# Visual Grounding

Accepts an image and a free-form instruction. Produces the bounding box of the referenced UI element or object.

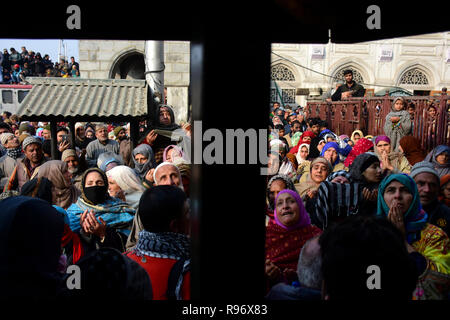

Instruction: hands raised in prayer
[80,209,107,240]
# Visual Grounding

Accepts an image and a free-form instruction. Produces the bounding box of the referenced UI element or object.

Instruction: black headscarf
[80,168,110,205]
[348,153,380,186]
[0,196,65,299]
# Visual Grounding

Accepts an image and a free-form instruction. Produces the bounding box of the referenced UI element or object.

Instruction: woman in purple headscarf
[374,135,411,174]
[265,189,322,289]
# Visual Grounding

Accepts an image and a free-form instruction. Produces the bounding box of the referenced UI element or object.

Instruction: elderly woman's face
[275,192,300,227]
[383,180,413,215]
[84,171,105,188]
[267,154,280,175]
[107,177,122,197]
[135,153,148,164]
[311,163,328,183]
[323,147,338,164]
[362,161,382,183]
[269,179,286,207]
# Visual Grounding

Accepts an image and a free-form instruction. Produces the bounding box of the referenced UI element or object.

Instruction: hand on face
[387,199,406,237]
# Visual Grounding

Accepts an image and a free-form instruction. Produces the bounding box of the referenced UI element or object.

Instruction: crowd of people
[0,105,192,299]
[265,98,450,300]
[0,46,80,84]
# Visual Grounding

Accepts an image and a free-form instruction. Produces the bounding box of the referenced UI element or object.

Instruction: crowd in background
[0,46,80,84]
[0,105,192,299]
[265,98,450,300]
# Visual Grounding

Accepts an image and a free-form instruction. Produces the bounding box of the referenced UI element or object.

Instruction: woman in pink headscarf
[374,135,411,174]
[265,189,322,289]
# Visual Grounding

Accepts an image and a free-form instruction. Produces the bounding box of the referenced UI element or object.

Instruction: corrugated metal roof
[17,77,148,118]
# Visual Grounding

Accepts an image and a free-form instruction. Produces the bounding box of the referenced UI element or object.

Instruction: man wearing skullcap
[411,161,450,236]
[0,132,24,190]
[4,136,47,192]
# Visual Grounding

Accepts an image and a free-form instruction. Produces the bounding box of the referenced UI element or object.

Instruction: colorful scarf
[376,173,428,244]
[266,220,322,271]
[134,230,190,261]
[344,138,374,168]
[289,131,315,155]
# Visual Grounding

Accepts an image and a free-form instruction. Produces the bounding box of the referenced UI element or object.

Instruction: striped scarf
[313,181,362,230]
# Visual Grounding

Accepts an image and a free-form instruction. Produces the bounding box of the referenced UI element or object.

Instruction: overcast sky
[0,39,79,63]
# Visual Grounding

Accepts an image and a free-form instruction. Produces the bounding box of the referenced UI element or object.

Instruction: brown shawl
[399,135,426,166]
[37,160,80,209]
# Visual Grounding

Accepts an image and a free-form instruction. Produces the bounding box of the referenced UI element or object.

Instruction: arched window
[271,64,295,81]
[333,67,364,84]
[399,68,429,85]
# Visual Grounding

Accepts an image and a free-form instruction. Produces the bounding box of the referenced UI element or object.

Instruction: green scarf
[376,173,428,244]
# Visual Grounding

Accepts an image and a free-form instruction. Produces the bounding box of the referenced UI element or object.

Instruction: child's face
[393,99,404,111]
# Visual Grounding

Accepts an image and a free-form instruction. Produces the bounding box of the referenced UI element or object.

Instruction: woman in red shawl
[343,137,374,168]
[265,189,322,289]
[398,135,426,166]
[289,131,315,155]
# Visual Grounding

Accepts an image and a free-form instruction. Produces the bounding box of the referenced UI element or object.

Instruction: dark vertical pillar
[191,35,270,299]
[129,117,139,152]
[69,120,76,150]
[50,120,58,160]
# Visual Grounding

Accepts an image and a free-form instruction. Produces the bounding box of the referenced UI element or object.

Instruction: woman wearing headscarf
[266,174,297,224]
[350,129,364,146]
[270,139,296,181]
[97,151,123,173]
[265,189,322,289]
[295,157,332,200]
[20,177,85,266]
[376,173,450,298]
[163,145,185,163]
[398,135,426,166]
[289,131,315,155]
[65,168,136,253]
[424,145,450,178]
[343,137,374,168]
[36,160,80,210]
[106,165,146,210]
[132,144,157,186]
[320,141,346,172]
[0,196,66,299]
[139,104,181,165]
[348,152,384,217]
[374,135,411,174]
[294,143,311,183]
[383,97,412,151]
[440,174,450,207]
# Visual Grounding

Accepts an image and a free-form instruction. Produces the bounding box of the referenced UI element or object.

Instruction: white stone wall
[78,40,190,121]
[272,32,450,106]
